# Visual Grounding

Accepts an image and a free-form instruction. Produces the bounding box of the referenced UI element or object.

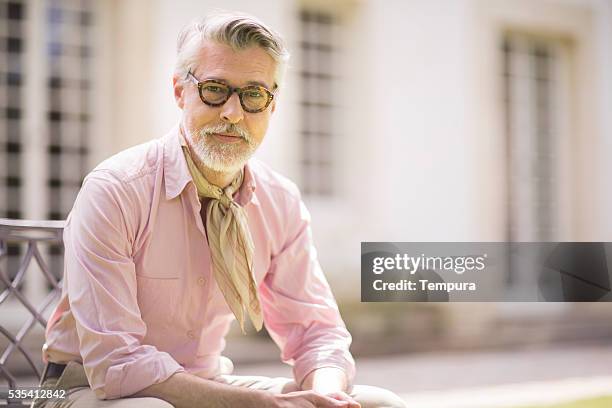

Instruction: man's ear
[173,75,185,110]
[270,99,276,114]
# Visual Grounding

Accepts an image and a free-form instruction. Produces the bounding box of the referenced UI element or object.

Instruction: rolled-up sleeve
[64,172,184,399]
[259,192,355,388]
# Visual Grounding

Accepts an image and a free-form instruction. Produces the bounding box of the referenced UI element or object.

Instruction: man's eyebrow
[245,80,272,89]
[204,77,272,89]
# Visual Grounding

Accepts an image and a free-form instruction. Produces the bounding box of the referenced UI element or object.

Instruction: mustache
[199,123,251,142]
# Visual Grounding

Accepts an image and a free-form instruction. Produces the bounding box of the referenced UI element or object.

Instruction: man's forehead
[193,41,276,88]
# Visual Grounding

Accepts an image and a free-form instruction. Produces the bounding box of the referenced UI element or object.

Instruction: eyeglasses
[186,70,275,113]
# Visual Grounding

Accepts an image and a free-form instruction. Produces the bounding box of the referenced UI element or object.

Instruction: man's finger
[311,393,350,407]
[326,391,360,407]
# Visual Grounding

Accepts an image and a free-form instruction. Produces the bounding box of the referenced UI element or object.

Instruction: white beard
[191,123,257,174]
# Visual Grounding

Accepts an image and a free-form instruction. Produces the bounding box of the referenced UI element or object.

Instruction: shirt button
[197,277,206,286]
[187,330,195,339]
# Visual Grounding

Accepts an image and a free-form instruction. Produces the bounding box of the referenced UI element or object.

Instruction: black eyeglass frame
[186,70,276,113]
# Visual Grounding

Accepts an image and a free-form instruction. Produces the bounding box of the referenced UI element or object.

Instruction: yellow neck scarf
[180,137,263,333]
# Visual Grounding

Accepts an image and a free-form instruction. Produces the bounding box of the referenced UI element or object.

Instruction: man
[35,12,406,408]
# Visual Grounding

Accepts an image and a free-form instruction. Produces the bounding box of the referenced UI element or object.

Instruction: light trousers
[32,361,406,408]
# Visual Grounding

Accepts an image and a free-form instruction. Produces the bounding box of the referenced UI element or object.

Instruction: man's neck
[197,163,237,189]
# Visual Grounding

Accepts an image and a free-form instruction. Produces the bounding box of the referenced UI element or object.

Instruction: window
[45,0,94,280]
[299,10,337,196]
[46,0,92,222]
[0,0,26,284]
[502,33,568,243]
[0,0,25,221]
[502,32,574,291]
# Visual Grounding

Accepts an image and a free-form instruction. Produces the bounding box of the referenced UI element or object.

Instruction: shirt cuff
[294,356,356,390]
[99,352,184,399]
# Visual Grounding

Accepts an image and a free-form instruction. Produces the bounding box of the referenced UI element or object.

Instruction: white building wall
[352,0,478,242]
[307,0,483,300]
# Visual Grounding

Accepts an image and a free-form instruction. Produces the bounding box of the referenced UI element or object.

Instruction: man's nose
[220,92,244,124]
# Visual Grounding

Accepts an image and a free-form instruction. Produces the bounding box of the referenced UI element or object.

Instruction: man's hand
[273,390,358,407]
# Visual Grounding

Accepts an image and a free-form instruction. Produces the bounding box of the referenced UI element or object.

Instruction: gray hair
[175,11,290,88]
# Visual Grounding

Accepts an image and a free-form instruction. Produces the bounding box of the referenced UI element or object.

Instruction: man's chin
[192,145,244,168]
[200,154,250,173]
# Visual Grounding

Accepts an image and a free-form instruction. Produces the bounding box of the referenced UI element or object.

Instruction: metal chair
[0,219,65,406]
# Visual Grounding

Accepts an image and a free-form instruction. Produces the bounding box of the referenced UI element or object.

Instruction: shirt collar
[236,160,257,206]
[163,125,192,200]
[162,125,258,206]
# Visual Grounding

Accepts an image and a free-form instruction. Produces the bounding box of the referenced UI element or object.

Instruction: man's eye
[204,86,225,93]
[245,90,264,98]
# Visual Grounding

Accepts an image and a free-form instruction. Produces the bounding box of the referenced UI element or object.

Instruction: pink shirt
[44,126,355,399]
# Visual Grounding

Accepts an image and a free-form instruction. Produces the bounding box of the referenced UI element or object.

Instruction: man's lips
[211,133,243,143]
